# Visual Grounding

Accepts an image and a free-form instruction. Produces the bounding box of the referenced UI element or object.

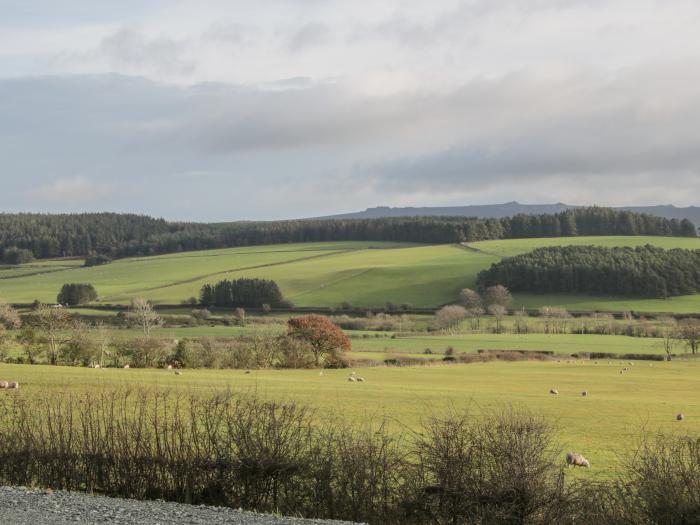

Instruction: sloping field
[2,360,699,478]
[0,236,698,312]
[0,241,492,307]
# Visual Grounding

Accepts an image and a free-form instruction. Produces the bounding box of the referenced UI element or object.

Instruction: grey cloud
[97,28,195,76]
[284,22,330,52]
[2,61,700,218]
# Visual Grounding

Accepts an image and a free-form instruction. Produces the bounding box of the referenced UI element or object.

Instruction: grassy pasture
[0,236,699,312]
[2,360,699,478]
[350,333,665,356]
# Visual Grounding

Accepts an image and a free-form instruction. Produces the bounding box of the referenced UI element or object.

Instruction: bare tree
[233,307,246,326]
[459,288,483,309]
[487,304,507,332]
[465,307,485,330]
[0,301,21,329]
[434,305,468,333]
[679,319,700,355]
[483,285,513,308]
[35,305,72,364]
[658,317,679,361]
[127,297,163,337]
[514,308,529,334]
[92,322,111,367]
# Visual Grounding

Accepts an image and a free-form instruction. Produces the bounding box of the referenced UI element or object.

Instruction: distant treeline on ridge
[477,245,700,298]
[0,207,695,261]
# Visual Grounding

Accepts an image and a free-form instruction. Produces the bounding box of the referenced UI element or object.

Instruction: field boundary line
[100,248,366,300]
[286,267,374,299]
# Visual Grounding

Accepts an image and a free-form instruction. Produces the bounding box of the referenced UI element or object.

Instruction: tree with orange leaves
[287,315,351,367]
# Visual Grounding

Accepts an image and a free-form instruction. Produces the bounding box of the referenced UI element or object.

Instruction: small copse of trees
[200,278,286,308]
[57,283,98,306]
[84,253,112,267]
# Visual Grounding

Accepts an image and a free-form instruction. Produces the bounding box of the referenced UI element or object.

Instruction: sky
[2,0,700,221]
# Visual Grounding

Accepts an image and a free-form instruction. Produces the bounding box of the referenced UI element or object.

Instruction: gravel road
[0,486,366,525]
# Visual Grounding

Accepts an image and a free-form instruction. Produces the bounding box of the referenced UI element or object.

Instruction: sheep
[356,377,365,382]
[550,389,559,395]
[319,372,324,376]
[7,381,19,390]
[167,364,173,370]
[123,364,130,369]
[94,364,101,369]
[581,391,588,397]
[348,376,357,382]
[174,370,182,376]
[0,381,7,389]
[566,452,590,468]
[677,413,685,421]
[244,370,251,374]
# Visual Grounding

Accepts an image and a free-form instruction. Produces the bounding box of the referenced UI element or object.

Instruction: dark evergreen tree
[477,245,700,298]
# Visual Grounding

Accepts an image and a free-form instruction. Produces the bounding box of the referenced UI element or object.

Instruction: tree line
[477,245,700,298]
[0,207,695,261]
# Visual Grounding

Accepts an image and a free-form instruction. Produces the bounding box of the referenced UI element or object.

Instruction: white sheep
[550,389,559,395]
[566,452,590,468]
[7,381,19,390]
[123,364,130,369]
[0,381,7,389]
[356,377,365,382]
[348,376,357,382]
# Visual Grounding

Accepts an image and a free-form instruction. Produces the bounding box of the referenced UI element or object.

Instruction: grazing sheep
[356,377,365,382]
[677,413,685,421]
[0,381,7,389]
[174,370,182,376]
[348,376,357,382]
[7,381,19,390]
[167,364,173,370]
[566,452,590,468]
[94,364,100,369]
[244,370,251,374]
[123,364,130,369]
[550,389,559,395]
[581,391,588,397]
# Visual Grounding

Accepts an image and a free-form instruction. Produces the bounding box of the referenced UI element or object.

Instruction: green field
[351,333,665,356]
[2,360,698,478]
[1,236,699,312]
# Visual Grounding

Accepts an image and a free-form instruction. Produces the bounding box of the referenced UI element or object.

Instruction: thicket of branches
[0,389,697,524]
[478,245,700,298]
[0,207,694,260]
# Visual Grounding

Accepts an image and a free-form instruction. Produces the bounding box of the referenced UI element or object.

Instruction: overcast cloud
[1,0,700,220]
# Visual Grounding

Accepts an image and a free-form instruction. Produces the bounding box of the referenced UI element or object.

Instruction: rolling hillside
[1,236,699,312]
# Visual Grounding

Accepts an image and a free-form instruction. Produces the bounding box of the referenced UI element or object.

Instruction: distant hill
[320,202,700,226]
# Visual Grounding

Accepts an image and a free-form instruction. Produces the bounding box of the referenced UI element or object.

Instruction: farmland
[1,235,699,313]
[2,359,699,479]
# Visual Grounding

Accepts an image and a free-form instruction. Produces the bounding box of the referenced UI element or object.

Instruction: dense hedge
[0,207,695,260]
[477,245,700,298]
